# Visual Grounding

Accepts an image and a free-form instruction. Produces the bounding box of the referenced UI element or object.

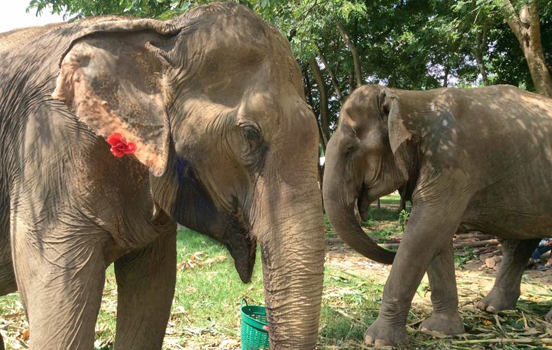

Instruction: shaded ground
[322,200,552,349]
[325,239,552,349]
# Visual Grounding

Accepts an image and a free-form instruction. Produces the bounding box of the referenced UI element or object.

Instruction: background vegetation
[26,0,552,152]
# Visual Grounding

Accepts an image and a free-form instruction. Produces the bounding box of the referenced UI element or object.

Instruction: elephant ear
[52,19,180,176]
[378,89,412,155]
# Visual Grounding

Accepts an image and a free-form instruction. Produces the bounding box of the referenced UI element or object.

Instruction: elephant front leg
[113,226,176,350]
[420,242,464,335]
[11,218,106,350]
[477,238,539,313]
[365,198,468,347]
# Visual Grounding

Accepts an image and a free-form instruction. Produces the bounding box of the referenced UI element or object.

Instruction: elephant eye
[238,123,267,170]
[344,145,355,157]
[240,124,263,152]
[242,125,261,142]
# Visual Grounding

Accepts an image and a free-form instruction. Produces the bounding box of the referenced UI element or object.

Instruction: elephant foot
[545,308,552,323]
[420,312,465,335]
[364,317,408,348]
[477,288,519,313]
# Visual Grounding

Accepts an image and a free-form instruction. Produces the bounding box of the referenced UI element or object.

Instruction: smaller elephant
[323,84,552,347]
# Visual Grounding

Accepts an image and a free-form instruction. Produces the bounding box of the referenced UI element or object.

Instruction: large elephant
[0,3,325,349]
[323,84,552,347]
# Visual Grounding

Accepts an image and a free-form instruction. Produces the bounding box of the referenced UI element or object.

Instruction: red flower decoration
[107,133,137,158]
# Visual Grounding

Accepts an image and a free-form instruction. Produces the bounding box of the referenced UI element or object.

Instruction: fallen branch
[381,239,499,249]
[454,239,499,248]
[454,233,495,241]
[452,337,552,345]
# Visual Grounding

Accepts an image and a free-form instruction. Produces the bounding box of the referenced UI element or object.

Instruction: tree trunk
[475,25,490,86]
[303,63,326,152]
[337,22,363,87]
[348,69,355,91]
[443,65,449,87]
[500,0,552,97]
[309,57,330,146]
[303,62,326,210]
[319,52,344,106]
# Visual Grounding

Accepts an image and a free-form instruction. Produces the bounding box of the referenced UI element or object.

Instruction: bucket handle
[241,298,248,308]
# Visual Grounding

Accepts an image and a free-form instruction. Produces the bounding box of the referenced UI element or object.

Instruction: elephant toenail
[486,305,497,313]
[374,339,390,347]
[365,335,374,345]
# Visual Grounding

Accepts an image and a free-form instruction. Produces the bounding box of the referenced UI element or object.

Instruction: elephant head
[323,84,420,264]
[52,3,324,348]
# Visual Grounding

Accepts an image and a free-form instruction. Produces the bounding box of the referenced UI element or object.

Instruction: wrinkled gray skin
[323,84,552,347]
[0,3,324,349]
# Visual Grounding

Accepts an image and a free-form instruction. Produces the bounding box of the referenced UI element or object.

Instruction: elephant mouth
[228,234,257,283]
[357,183,371,222]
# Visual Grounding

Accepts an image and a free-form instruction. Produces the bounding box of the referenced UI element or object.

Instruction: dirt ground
[327,242,552,308]
[326,239,552,349]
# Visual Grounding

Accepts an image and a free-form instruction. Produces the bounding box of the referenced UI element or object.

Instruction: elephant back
[0,24,66,54]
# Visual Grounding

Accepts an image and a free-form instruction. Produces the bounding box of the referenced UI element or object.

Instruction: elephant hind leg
[477,238,539,313]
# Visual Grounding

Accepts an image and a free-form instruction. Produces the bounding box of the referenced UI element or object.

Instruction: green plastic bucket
[240,299,270,350]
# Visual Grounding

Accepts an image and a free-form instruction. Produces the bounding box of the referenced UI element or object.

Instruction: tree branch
[309,57,330,146]
[337,22,363,87]
[475,24,489,86]
[319,52,344,106]
[498,0,523,41]
[302,63,326,152]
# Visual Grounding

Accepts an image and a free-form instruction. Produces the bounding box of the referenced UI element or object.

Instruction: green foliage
[26,0,552,143]
[320,269,383,344]
[398,209,410,231]
[370,227,399,243]
[364,207,400,221]
[454,247,477,268]
[28,0,176,19]
[362,218,375,228]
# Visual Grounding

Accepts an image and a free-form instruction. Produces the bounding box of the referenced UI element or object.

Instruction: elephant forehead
[341,88,381,126]
[174,3,271,46]
[238,92,278,119]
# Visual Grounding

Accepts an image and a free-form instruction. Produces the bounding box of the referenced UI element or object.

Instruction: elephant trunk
[257,180,325,349]
[322,138,395,265]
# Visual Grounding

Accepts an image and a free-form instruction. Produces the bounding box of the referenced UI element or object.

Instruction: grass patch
[0,229,265,350]
[319,269,384,348]
[378,192,402,205]
[2,199,551,349]
[366,207,401,221]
